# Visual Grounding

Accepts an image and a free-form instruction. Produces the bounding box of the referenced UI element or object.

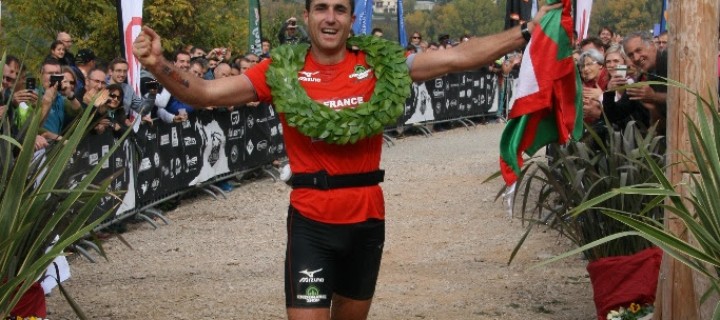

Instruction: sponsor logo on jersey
[349,65,373,80]
[322,96,365,109]
[299,70,321,83]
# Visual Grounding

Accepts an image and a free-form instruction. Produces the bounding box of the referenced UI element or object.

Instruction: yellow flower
[629,303,641,313]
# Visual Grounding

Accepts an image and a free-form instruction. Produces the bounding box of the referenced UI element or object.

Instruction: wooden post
[655,0,719,319]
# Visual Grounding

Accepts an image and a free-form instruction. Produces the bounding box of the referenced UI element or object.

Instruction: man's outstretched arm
[409,3,561,82]
[133,26,257,109]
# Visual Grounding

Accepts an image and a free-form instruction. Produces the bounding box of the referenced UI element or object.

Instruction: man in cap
[72,48,97,97]
[278,16,309,45]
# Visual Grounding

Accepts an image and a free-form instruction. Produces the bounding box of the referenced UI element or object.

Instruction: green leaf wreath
[266,35,412,144]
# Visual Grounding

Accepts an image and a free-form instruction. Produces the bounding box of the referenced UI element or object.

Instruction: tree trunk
[655,0,719,319]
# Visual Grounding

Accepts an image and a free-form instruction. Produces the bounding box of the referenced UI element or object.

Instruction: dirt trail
[46,122,595,319]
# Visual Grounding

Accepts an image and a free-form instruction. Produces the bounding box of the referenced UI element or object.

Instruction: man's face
[304,0,355,56]
[175,53,191,71]
[2,62,19,91]
[207,59,218,69]
[658,34,668,51]
[599,30,612,44]
[87,70,107,91]
[41,64,62,89]
[192,49,206,58]
[239,60,252,75]
[58,32,73,50]
[214,64,231,78]
[110,62,129,84]
[262,41,271,54]
[246,54,259,65]
[190,64,204,78]
[624,36,657,73]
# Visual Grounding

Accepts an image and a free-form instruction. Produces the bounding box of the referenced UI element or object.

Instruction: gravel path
[46,122,595,319]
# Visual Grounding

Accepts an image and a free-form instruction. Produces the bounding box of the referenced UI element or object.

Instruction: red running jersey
[244,49,384,224]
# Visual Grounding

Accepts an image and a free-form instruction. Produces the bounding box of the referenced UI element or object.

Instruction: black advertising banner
[225,108,247,172]
[243,103,282,169]
[179,113,203,184]
[156,120,186,195]
[134,124,162,206]
[191,110,231,185]
[395,69,497,127]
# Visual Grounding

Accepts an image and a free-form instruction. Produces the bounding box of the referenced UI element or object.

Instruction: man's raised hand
[133,26,164,69]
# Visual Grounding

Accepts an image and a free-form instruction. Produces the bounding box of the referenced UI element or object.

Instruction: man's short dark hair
[41,57,61,69]
[5,55,21,68]
[579,36,604,50]
[598,26,614,36]
[174,50,190,62]
[306,0,355,13]
[109,57,128,71]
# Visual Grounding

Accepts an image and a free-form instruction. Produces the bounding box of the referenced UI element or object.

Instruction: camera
[145,80,160,91]
[50,74,64,88]
[289,20,296,26]
[25,77,36,91]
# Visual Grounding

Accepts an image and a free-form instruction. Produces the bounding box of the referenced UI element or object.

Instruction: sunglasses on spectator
[108,93,121,100]
[412,36,421,39]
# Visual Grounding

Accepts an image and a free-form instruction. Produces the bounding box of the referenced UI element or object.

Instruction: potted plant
[543,82,720,319]
[491,117,666,319]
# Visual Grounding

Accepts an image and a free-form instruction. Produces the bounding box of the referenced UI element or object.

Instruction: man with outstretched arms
[133,0,558,319]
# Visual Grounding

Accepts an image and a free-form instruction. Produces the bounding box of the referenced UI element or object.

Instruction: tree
[589,0,662,37]
[0,0,251,72]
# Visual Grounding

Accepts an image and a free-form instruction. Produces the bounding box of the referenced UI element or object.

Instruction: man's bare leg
[330,294,372,320]
[286,294,372,320]
[287,307,330,320]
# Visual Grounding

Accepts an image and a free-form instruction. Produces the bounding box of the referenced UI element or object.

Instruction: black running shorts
[285,206,385,308]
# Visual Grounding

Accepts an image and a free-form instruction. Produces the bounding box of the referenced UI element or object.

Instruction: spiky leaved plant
[0,54,129,319]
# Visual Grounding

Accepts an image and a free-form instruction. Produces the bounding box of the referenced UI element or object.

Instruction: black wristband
[520,22,531,42]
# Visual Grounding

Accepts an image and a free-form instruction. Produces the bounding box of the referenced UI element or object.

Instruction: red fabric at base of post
[586,247,663,320]
[10,282,47,318]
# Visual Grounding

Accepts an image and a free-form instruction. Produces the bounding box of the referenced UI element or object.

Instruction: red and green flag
[499,0,582,186]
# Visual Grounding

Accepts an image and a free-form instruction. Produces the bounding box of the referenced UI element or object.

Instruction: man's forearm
[410,23,531,82]
[148,59,204,108]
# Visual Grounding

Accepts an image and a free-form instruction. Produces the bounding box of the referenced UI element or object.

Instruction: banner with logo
[248,0,263,55]
[399,69,497,125]
[117,0,144,95]
[397,0,408,47]
[352,0,374,35]
[575,0,593,40]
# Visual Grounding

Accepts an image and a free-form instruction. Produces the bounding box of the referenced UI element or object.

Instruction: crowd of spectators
[0,31,272,152]
[575,28,669,139]
[486,25,671,141]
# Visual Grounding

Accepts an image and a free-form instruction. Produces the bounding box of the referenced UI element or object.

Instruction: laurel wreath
[266,35,412,144]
